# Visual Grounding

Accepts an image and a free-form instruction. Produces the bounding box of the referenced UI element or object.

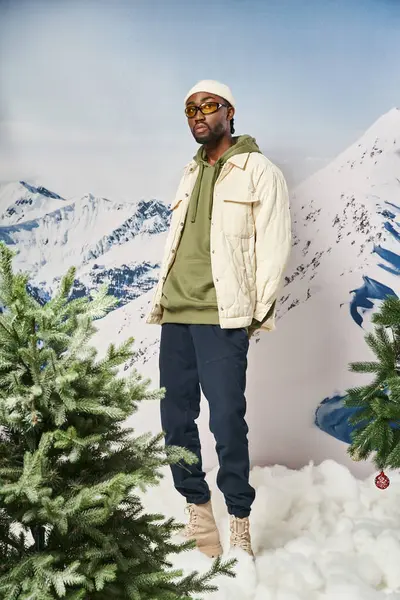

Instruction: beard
[193,122,225,145]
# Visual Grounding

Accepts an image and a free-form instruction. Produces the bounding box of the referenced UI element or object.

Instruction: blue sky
[0,0,399,200]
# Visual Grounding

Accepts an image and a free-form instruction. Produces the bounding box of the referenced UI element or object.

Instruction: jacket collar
[187,152,250,172]
[227,153,250,169]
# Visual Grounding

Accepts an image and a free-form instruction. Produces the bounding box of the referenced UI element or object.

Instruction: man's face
[185,92,234,144]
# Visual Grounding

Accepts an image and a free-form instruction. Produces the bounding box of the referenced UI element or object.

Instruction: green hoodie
[160,135,261,325]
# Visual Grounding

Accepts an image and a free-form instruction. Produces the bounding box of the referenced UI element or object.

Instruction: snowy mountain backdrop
[0,181,170,306]
[282,107,399,326]
[1,108,399,474]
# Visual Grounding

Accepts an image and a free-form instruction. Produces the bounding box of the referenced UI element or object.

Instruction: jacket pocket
[222,194,255,239]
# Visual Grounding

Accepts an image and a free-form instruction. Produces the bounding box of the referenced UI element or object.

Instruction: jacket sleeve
[252,163,292,322]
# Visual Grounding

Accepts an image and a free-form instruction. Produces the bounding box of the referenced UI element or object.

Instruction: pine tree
[344,294,400,486]
[0,242,234,599]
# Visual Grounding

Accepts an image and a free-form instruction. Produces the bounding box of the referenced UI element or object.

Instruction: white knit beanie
[184,80,236,107]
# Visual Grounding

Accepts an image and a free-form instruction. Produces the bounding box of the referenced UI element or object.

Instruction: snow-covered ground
[141,461,400,599]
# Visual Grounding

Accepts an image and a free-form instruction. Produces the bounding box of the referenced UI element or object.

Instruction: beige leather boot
[183,500,223,558]
[229,516,254,557]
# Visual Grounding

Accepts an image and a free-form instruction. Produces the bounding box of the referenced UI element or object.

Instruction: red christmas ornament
[375,471,390,489]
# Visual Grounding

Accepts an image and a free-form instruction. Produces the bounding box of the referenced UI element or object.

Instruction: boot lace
[184,504,198,537]
[230,516,252,553]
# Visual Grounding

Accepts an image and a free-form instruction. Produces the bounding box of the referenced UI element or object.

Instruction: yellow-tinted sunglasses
[185,101,228,119]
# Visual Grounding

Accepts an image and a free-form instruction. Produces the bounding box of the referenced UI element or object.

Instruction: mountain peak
[360,107,400,142]
[0,181,66,225]
[20,181,64,200]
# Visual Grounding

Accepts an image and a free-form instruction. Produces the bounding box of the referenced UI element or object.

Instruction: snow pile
[141,460,400,599]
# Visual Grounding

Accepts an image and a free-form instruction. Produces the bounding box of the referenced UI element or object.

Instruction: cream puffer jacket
[146,151,292,331]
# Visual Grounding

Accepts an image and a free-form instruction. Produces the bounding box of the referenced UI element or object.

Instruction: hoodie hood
[194,134,261,167]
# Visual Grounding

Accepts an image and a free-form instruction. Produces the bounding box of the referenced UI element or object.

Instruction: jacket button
[215,278,219,282]
[185,193,189,197]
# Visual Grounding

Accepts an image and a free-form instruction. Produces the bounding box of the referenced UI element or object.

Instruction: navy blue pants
[159,323,255,518]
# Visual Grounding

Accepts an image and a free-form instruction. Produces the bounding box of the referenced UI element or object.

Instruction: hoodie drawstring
[190,160,223,223]
[208,162,223,220]
[190,162,204,223]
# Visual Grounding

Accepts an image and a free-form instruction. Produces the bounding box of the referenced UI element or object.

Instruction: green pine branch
[344,294,400,471]
[0,242,235,599]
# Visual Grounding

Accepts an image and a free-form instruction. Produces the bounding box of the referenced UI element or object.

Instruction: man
[147,80,291,558]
